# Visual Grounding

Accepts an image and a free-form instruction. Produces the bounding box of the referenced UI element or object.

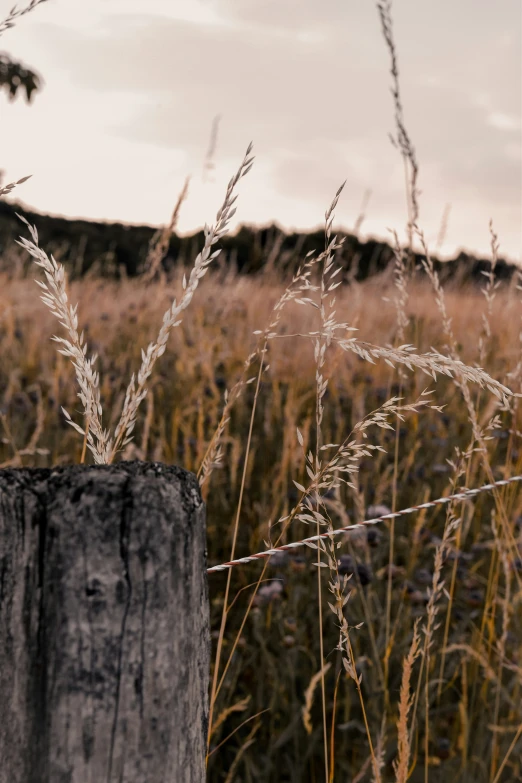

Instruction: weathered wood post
[0,460,210,783]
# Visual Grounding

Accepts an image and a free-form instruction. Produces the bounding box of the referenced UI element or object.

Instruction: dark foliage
[0,199,518,287]
[0,51,42,103]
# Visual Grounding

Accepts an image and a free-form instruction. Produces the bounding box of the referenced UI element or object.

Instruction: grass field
[1,0,521,781]
[1,247,521,781]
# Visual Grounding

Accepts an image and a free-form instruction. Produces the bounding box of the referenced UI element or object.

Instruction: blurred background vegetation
[0,255,521,781]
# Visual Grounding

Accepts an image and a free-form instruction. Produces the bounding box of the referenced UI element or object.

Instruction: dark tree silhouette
[0,1,49,191]
[0,51,42,103]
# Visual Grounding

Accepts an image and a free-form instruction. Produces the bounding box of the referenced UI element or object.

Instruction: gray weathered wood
[0,460,209,783]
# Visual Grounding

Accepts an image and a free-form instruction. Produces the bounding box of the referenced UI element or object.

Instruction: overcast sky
[1,0,521,263]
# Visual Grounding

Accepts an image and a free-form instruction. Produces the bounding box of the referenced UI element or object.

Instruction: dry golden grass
[1,255,521,781]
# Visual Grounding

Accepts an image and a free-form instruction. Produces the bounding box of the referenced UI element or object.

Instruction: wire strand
[207,474,522,574]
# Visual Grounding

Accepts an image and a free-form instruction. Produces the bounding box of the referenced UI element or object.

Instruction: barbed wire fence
[207,473,522,574]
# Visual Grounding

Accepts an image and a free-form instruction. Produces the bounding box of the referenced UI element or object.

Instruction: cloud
[3,0,520,261]
[488,112,521,131]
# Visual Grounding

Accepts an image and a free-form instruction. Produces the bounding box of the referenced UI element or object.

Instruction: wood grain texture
[0,460,209,783]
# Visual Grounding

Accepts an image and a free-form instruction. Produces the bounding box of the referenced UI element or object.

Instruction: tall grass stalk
[312,179,347,781]
[141,175,190,286]
[0,0,48,38]
[376,0,422,709]
[394,618,422,783]
[489,511,513,780]
[376,0,420,260]
[415,225,521,580]
[15,143,255,467]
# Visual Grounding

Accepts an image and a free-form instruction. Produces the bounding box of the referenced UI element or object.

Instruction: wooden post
[0,460,209,783]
